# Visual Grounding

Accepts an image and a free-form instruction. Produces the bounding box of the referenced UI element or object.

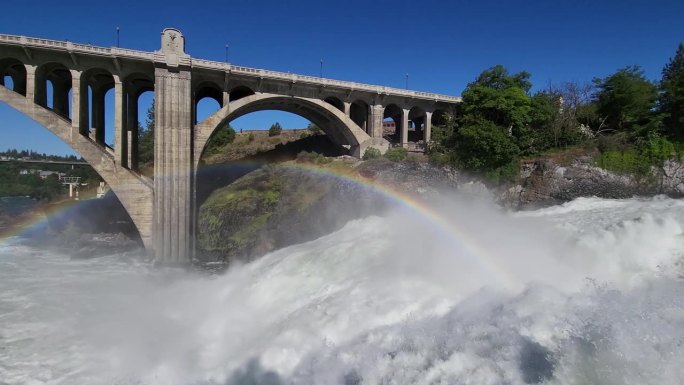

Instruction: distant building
[38,170,65,179]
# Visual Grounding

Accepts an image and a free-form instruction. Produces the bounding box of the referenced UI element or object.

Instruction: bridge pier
[153,29,195,263]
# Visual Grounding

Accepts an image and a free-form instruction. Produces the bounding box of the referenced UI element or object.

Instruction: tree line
[428,44,684,182]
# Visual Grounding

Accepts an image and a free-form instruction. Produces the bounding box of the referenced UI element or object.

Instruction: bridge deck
[0,33,461,104]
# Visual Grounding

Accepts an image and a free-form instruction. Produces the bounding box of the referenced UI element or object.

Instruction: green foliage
[0,162,64,200]
[138,102,155,167]
[307,122,322,135]
[362,147,382,160]
[455,120,520,171]
[460,65,533,137]
[268,122,283,137]
[659,43,684,138]
[593,66,660,136]
[296,151,332,165]
[247,132,255,142]
[596,132,676,177]
[383,147,408,162]
[204,123,236,156]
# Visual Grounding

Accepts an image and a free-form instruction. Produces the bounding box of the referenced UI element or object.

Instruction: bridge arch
[323,96,344,112]
[193,93,378,166]
[35,62,72,119]
[350,99,369,133]
[81,67,116,146]
[408,106,427,143]
[229,85,254,102]
[0,85,153,248]
[123,72,155,170]
[194,81,223,123]
[0,58,26,95]
[383,103,403,143]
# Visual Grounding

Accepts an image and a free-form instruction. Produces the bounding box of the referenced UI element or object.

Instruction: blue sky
[1,0,683,155]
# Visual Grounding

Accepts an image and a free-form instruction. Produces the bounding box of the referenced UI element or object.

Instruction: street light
[405,73,409,90]
[320,59,324,78]
[116,26,120,48]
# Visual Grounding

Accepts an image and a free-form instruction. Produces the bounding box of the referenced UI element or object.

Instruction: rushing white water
[1,196,683,384]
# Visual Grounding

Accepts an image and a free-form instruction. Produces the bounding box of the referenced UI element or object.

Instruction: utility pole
[320,59,324,78]
[116,26,120,47]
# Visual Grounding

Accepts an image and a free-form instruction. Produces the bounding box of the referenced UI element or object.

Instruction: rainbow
[2,160,516,289]
[0,197,83,241]
[199,159,517,289]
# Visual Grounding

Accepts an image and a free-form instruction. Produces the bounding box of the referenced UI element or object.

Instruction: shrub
[268,122,282,137]
[296,151,332,164]
[307,123,322,135]
[362,147,382,160]
[456,121,520,171]
[247,132,255,142]
[204,124,236,155]
[384,147,408,162]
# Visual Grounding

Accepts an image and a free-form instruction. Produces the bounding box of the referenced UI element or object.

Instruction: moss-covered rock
[196,163,385,263]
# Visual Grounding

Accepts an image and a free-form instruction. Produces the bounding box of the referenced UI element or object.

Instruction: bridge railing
[227,64,462,103]
[0,33,461,103]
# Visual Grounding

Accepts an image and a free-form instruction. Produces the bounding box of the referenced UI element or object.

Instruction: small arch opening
[408,106,427,143]
[36,62,72,119]
[82,68,115,149]
[383,104,403,144]
[324,96,344,112]
[350,100,369,133]
[195,82,223,123]
[229,85,255,102]
[0,58,27,95]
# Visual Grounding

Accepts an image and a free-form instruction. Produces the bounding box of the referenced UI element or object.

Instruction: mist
[1,194,683,384]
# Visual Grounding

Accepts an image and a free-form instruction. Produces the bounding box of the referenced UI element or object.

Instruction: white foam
[1,196,683,384]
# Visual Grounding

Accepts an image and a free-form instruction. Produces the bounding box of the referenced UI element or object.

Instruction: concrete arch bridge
[0,28,461,262]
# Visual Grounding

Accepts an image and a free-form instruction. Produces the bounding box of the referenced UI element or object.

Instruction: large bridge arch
[0,85,154,248]
[193,93,386,167]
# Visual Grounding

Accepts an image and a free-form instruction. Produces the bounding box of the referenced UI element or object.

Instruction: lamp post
[405,73,409,90]
[225,44,229,63]
[116,26,120,47]
[320,59,324,78]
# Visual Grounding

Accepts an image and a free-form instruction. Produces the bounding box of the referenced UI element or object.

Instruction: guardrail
[0,33,462,103]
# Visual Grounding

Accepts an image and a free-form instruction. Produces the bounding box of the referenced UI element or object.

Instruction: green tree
[138,102,155,167]
[460,65,533,134]
[268,122,283,137]
[593,66,660,136]
[659,43,684,138]
[455,119,520,171]
[204,123,236,156]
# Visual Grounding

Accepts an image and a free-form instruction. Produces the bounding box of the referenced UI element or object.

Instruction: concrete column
[24,64,36,103]
[154,67,194,264]
[92,87,106,144]
[70,70,83,137]
[343,101,351,117]
[424,111,433,144]
[114,75,128,167]
[401,108,409,146]
[370,104,384,138]
[222,90,230,107]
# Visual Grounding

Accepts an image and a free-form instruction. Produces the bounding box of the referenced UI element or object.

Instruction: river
[1,195,683,384]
